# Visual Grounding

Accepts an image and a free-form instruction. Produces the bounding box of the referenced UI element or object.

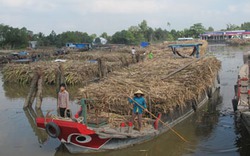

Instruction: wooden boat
[36,78,220,153]
[233,54,250,134]
[11,58,32,64]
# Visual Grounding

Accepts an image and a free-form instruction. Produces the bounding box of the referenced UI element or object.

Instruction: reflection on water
[23,107,48,144]
[236,124,250,156]
[3,83,81,99]
[193,89,221,138]
[1,45,250,156]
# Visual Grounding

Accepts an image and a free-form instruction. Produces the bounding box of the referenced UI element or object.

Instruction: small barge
[35,41,220,153]
[233,51,250,134]
[36,78,220,153]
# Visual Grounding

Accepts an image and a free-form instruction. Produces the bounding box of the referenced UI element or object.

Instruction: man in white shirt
[131,47,136,62]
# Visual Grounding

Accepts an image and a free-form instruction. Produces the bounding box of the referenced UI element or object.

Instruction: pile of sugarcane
[2,40,208,87]
[2,54,133,85]
[2,61,99,85]
[78,49,221,115]
[226,38,250,46]
[0,42,164,85]
[53,51,134,62]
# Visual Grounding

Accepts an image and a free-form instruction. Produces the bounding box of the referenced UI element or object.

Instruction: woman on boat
[57,83,69,117]
[128,90,147,131]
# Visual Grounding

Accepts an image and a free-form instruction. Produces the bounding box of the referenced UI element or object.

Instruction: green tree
[138,20,152,42]
[128,26,145,43]
[47,30,57,45]
[100,32,108,39]
[0,25,29,49]
[100,32,111,42]
[154,28,167,41]
[138,20,149,33]
[225,23,240,31]
[241,22,250,30]
[145,27,154,42]
[189,23,206,38]
[90,34,97,41]
[111,30,135,44]
[207,26,214,32]
[55,31,92,47]
[31,32,46,46]
[82,32,92,43]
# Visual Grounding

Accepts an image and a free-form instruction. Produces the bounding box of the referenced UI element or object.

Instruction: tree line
[0,21,250,49]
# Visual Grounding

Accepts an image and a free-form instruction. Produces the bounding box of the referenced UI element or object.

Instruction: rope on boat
[127,95,189,143]
[44,109,83,126]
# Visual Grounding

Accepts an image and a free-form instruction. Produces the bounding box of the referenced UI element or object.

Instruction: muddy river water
[0,45,250,156]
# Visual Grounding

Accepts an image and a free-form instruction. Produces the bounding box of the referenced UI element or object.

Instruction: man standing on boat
[57,83,69,117]
[128,90,147,131]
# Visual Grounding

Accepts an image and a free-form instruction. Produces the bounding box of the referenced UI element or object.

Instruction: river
[0,45,250,156]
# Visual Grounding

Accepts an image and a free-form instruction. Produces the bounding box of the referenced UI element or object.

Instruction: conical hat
[134,90,144,95]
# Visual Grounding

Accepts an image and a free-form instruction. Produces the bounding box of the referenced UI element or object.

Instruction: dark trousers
[132,113,142,130]
[59,108,66,117]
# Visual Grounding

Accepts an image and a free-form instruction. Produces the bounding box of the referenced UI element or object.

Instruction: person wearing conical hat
[128,90,147,131]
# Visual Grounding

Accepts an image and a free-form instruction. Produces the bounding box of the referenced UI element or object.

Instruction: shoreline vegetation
[1,21,250,49]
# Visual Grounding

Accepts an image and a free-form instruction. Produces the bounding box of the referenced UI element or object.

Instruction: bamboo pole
[161,56,204,80]
[127,95,188,142]
[148,95,152,119]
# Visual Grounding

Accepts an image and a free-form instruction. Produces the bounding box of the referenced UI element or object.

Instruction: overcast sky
[0,0,249,35]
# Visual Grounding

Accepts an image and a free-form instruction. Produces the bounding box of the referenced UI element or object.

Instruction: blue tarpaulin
[140,42,150,48]
[18,51,28,56]
[74,44,86,49]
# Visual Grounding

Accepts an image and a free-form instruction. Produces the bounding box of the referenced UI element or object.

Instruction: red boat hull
[36,118,110,149]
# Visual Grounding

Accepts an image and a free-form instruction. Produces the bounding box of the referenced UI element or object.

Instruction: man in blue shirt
[128,90,147,131]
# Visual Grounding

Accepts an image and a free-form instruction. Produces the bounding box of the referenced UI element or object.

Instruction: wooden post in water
[24,72,39,108]
[24,69,44,109]
[36,73,43,109]
[97,58,107,78]
[59,64,66,86]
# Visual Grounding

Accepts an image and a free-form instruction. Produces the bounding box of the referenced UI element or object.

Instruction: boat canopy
[168,43,203,58]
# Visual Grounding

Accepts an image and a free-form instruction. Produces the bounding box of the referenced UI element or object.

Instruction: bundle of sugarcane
[226,38,250,46]
[2,63,33,84]
[2,61,99,85]
[53,51,134,63]
[2,57,135,86]
[78,54,221,115]
[2,41,209,86]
